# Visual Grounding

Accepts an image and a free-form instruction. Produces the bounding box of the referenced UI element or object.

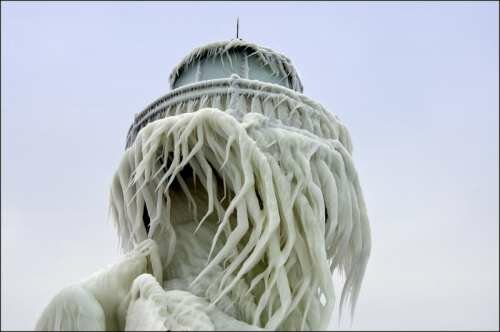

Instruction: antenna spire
[236,17,240,39]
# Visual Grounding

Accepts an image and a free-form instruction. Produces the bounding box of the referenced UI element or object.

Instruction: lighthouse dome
[169,39,303,93]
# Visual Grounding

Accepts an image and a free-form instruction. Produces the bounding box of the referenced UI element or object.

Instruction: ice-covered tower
[119,38,369,331]
[36,39,370,332]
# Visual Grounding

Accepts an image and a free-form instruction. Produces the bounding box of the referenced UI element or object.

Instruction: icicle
[242,53,249,79]
[195,60,202,82]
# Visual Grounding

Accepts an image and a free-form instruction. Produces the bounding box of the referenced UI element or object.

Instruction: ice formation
[36,39,371,331]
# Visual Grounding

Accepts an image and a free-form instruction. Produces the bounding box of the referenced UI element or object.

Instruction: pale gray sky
[1,2,498,330]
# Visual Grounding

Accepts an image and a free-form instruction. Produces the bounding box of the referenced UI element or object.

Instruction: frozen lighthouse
[36,38,371,331]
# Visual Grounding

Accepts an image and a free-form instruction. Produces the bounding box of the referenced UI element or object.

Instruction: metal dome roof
[168,39,304,93]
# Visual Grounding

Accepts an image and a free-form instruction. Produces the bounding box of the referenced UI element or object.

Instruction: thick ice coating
[110,79,371,329]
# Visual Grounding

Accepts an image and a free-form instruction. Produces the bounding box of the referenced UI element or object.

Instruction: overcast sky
[1,2,498,330]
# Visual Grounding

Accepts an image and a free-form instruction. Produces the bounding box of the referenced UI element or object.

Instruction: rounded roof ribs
[168,39,304,93]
